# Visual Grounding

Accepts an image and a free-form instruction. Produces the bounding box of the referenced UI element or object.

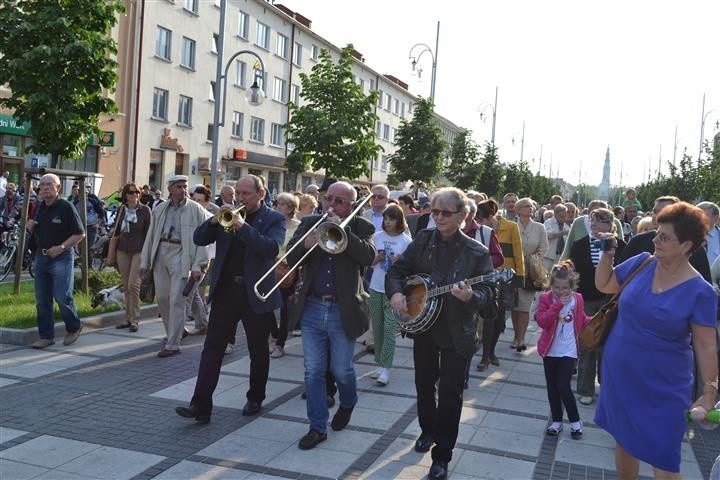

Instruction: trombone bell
[316,222,347,254]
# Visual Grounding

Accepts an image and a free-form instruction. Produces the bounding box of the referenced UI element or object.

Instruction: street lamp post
[210,0,266,197]
[408,21,440,102]
[511,121,525,162]
[698,93,716,164]
[478,86,498,146]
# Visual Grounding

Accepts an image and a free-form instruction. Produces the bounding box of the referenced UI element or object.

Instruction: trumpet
[254,194,373,301]
[215,204,246,231]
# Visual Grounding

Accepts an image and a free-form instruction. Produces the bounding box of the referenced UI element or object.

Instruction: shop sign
[0,114,30,135]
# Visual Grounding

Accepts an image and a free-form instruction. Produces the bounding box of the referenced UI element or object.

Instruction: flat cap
[166,175,189,186]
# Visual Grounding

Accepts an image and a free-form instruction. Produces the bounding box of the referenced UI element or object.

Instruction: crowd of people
[17,171,719,479]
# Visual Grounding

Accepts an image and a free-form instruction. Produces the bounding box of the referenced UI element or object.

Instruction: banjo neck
[425,272,500,299]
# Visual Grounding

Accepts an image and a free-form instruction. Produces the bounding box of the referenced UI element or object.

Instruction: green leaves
[285,45,381,180]
[0,0,124,165]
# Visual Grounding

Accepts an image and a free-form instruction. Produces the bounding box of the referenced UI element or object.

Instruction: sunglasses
[324,195,350,205]
[371,194,386,200]
[431,209,460,218]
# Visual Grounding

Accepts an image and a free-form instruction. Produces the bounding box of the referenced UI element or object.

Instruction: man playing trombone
[175,175,285,423]
[285,181,375,450]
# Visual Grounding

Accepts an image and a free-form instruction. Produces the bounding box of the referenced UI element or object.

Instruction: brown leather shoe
[157,348,180,358]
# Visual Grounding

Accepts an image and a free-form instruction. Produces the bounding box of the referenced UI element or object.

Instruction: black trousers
[413,331,468,463]
[270,285,293,347]
[481,306,506,359]
[543,356,580,423]
[191,280,272,413]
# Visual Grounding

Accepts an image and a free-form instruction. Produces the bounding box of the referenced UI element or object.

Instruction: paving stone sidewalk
[0,318,716,479]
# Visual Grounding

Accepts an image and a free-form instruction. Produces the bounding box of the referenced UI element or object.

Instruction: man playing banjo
[386,187,495,480]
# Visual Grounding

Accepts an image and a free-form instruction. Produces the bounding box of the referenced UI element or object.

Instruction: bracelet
[704,380,719,390]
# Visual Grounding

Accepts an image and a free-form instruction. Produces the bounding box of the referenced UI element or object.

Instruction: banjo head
[397,274,440,331]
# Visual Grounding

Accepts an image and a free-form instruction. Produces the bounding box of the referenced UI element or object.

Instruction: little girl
[535,260,590,439]
[368,204,412,386]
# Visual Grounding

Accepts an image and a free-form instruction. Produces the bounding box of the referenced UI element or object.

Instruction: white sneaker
[270,345,285,358]
[268,337,277,353]
[291,330,302,337]
[370,368,381,379]
[579,396,593,405]
[225,343,235,355]
[377,368,390,386]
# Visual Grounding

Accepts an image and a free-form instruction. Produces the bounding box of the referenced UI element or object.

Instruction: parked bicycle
[0,223,35,282]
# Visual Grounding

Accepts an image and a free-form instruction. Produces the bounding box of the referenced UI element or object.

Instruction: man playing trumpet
[285,181,376,450]
[175,175,285,422]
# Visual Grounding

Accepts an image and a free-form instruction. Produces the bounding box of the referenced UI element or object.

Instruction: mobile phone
[591,239,613,252]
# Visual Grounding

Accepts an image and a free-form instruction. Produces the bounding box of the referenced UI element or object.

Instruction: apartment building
[2,0,462,197]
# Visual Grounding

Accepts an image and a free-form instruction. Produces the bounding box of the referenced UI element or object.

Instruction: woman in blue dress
[594,201,718,478]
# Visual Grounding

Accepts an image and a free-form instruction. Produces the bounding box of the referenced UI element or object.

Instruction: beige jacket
[140,197,208,276]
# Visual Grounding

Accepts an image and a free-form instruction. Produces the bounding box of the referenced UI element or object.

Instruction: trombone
[215,204,246,232]
[254,193,373,301]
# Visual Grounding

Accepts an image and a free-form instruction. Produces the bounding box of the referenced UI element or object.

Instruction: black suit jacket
[619,230,711,282]
[286,214,376,340]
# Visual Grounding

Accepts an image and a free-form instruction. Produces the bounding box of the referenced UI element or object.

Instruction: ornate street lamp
[408,21,440,102]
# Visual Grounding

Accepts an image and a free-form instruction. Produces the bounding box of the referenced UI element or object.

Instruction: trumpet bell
[316,222,347,254]
[216,205,246,230]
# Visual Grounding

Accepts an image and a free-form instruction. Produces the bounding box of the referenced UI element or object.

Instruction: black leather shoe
[175,405,210,424]
[414,433,434,453]
[428,460,449,480]
[298,429,327,450]
[242,400,262,416]
[330,405,354,431]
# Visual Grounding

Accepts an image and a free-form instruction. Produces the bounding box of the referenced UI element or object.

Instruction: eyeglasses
[371,194,386,200]
[324,195,350,205]
[431,209,460,218]
[654,232,679,243]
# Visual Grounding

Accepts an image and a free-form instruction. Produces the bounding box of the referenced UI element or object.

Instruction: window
[377,89,383,108]
[253,71,266,92]
[393,98,400,115]
[376,121,381,137]
[207,124,214,142]
[270,123,284,147]
[238,10,249,39]
[152,88,168,120]
[382,124,390,141]
[235,60,246,87]
[273,77,287,103]
[291,84,300,104]
[183,0,198,14]
[155,26,172,60]
[276,33,289,59]
[369,79,376,91]
[311,44,319,60]
[381,155,389,171]
[212,33,219,54]
[250,117,265,143]
[384,93,391,111]
[180,37,196,69]
[389,127,395,143]
[359,78,365,92]
[294,42,302,66]
[177,95,192,126]
[256,21,269,49]
[210,81,216,101]
[231,111,243,138]
[401,102,406,117]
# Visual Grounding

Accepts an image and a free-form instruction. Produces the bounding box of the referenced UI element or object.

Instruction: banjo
[395,268,515,334]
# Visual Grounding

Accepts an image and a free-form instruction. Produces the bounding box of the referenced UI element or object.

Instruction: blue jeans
[34,250,81,339]
[302,297,358,433]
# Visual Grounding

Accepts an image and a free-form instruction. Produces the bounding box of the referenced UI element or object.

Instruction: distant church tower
[598,146,611,202]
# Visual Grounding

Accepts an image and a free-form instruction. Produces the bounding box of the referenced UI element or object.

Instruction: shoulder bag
[579,255,654,350]
[104,206,124,267]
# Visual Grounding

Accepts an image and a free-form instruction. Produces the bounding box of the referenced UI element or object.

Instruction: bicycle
[0,223,35,283]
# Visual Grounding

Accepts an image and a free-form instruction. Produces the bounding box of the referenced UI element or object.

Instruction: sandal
[476,359,490,372]
[515,344,527,352]
[116,322,131,329]
[489,355,500,366]
[546,424,563,436]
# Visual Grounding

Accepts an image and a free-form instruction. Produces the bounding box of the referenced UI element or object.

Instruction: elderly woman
[594,202,718,478]
[513,197,548,351]
[387,187,495,480]
[296,193,317,220]
[269,192,301,358]
[111,182,152,332]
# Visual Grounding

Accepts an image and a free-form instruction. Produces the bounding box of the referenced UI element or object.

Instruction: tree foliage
[475,142,504,198]
[387,97,446,187]
[445,129,482,190]
[0,0,125,166]
[284,45,381,180]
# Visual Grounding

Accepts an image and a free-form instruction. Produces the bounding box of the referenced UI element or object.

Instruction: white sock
[571,421,582,430]
[550,422,562,430]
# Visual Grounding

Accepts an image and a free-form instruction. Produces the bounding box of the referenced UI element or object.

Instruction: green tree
[0,0,125,167]
[387,97,446,187]
[475,142,504,198]
[445,129,482,190]
[284,45,381,180]
[503,161,535,198]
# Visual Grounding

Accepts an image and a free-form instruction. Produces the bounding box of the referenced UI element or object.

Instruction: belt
[310,294,338,303]
[160,238,181,245]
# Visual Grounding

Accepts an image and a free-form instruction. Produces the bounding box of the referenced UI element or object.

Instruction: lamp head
[410,57,417,71]
[245,79,265,106]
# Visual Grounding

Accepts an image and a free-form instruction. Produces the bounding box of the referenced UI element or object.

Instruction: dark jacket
[385,229,494,358]
[286,214,376,340]
[619,230,711,282]
[569,236,626,303]
[194,202,285,314]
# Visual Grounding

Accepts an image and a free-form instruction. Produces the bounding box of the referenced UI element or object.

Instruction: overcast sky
[280,0,720,188]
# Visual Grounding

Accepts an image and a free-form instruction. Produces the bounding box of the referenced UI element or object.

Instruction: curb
[0,304,160,346]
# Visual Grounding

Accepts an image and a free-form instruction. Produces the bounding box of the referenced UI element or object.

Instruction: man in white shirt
[697,201,720,267]
[543,204,570,270]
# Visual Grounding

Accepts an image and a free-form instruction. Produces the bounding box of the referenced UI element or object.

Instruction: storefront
[0,113,32,185]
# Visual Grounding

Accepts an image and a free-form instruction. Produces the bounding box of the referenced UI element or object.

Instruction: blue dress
[594,252,717,472]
